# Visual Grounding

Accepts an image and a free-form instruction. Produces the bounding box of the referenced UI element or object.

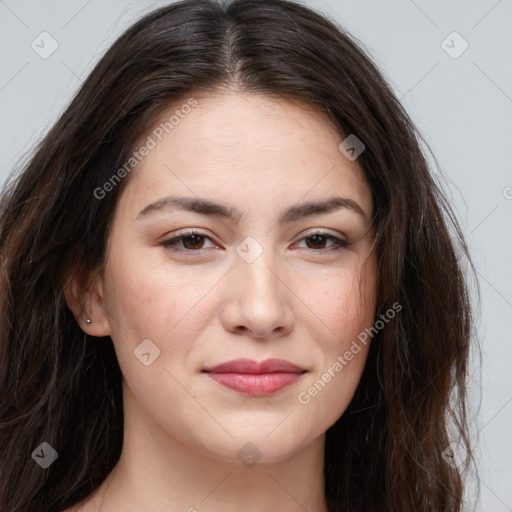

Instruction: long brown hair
[0,1,478,510]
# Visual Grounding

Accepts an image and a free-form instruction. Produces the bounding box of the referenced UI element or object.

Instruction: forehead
[120,90,372,219]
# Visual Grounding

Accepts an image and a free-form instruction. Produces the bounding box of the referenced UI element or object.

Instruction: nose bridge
[224,234,293,337]
[234,234,285,301]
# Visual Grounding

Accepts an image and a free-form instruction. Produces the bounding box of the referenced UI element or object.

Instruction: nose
[220,245,295,340]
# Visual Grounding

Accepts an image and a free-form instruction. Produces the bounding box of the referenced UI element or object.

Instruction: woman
[0,0,477,510]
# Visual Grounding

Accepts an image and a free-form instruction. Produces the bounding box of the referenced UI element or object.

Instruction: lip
[203,358,305,374]
[202,358,307,396]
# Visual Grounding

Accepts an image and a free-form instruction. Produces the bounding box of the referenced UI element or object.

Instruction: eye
[293,231,350,254]
[160,229,350,255]
[159,230,215,253]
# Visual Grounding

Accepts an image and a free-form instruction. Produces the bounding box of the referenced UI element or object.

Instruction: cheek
[297,304,374,435]
[103,247,188,333]
[296,257,377,426]
[297,348,369,438]
[102,247,227,372]
[310,256,377,346]
[312,278,374,392]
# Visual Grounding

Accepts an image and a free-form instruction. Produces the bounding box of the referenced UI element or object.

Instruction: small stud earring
[85,319,92,325]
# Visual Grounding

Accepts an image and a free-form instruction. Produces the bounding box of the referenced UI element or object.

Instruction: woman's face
[97,90,377,463]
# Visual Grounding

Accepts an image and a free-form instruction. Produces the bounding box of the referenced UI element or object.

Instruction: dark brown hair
[0,0,478,510]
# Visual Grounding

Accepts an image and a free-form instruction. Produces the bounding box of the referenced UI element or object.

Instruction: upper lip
[202,358,305,374]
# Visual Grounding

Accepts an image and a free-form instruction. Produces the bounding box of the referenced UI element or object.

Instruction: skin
[64,88,378,512]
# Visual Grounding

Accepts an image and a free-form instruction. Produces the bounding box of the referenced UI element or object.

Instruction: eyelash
[159,229,350,255]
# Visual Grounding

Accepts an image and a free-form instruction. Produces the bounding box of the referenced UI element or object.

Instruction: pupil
[184,234,204,249]
[308,235,325,249]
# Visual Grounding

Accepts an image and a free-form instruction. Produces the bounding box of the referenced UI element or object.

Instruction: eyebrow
[136,194,367,224]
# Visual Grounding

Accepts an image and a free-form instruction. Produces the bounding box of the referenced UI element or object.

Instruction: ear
[63,264,111,337]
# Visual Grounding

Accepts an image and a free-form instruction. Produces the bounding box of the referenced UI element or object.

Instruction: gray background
[1,0,511,509]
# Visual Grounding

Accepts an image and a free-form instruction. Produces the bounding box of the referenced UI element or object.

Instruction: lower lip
[205,372,304,396]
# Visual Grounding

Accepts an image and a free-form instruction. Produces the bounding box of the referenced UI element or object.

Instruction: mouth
[202,358,307,396]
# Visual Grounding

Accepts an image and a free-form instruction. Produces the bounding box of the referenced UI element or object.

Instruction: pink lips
[202,358,306,396]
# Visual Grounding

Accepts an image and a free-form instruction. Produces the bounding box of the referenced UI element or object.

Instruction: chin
[192,426,315,465]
